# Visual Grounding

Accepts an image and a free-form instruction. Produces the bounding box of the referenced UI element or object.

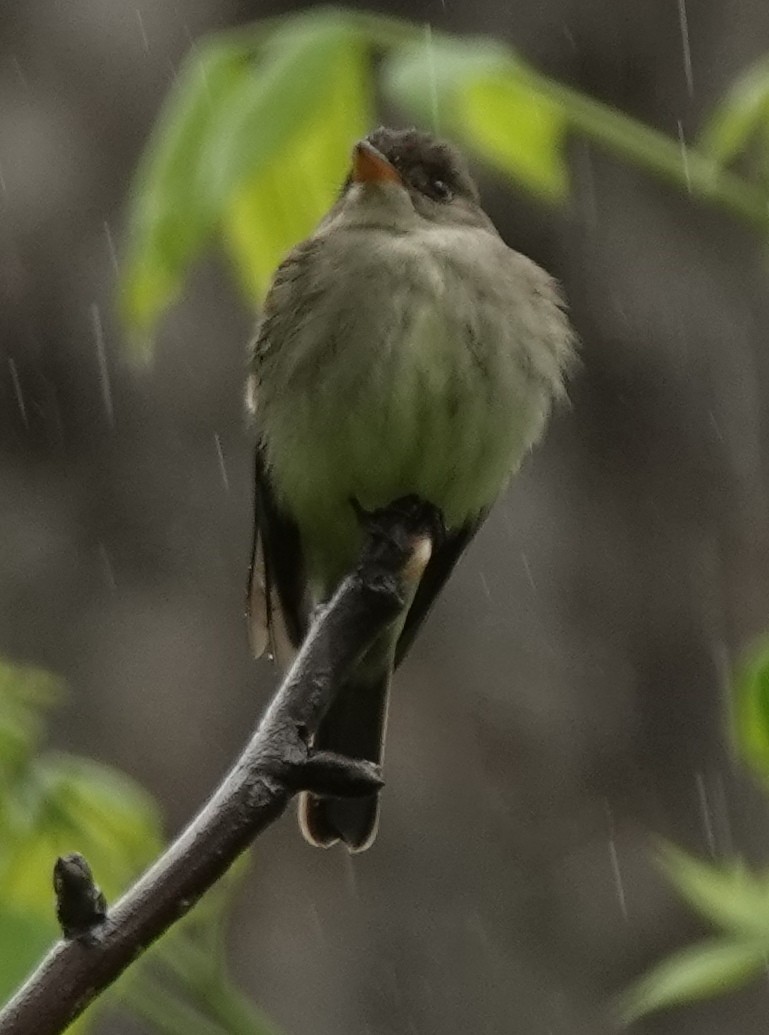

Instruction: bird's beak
[351,140,403,186]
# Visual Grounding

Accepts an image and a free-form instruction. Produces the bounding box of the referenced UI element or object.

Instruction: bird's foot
[349,494,445,548]
[349,495,444,591]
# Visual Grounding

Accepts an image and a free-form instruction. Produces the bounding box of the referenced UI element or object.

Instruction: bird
[246,126,575,852]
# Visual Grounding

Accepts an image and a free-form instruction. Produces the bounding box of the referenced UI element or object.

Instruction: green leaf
[121,38,252,347]
[0,907,56,1004]
[207,10,364,209]
[457,76,569,199]
[0,662,63,765]
[1,753,161,914]
[735,639,769,786]
[620,939,767,1023]
[222,21,372,302]
[0,661,63,713]
[660,844,769,938]
[121,9,370,345]
[0,661,66,843]
[383,35,512,116]
[699,58,769,165]
[382,37,568,200]
[0,907,97,1032]
[0,658,270,1034]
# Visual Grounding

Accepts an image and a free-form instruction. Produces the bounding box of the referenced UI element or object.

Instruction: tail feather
[299,670,390,852]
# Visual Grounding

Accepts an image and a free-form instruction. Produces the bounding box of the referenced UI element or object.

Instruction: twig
[0,497,437,1035]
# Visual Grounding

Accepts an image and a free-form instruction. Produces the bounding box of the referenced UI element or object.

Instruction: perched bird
[246,126,575,852]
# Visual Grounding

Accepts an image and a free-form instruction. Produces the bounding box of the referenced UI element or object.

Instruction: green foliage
[0,659,161,1030]
[621,939,767,1024]
[621,643,769,1024]
[382,36,568,199]
[222,13,372,304]
[0,661,161,954]
[699,57,769,168]
[122,8,374,353]
[121,6,769,353]
[659,846,769,937]
[122,39,252,351]
[0,659,280,1034]
[735,638,769,784]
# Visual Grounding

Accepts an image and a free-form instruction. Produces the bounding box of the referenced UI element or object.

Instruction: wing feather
[247,446,309,669]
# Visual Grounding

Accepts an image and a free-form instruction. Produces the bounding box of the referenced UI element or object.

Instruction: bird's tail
[299,666,391,852]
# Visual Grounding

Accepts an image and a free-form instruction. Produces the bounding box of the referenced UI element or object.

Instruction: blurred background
[3,0,769,1033]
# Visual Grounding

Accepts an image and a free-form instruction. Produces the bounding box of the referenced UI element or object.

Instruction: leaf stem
[518,63,769,231]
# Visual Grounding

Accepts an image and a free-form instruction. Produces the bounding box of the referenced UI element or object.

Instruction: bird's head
[334,127,491,232]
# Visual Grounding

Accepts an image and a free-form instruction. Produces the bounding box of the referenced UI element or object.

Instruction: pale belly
[257,230,557,591]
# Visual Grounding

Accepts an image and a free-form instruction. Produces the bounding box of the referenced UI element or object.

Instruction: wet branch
[0,498,437,1035]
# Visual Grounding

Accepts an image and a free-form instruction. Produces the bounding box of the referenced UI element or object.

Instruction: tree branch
[0,497,437,1035]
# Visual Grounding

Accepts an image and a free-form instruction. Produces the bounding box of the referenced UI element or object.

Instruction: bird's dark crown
[363,126,480,205]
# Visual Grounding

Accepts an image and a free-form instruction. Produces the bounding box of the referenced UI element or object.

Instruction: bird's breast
[257,227,559,585]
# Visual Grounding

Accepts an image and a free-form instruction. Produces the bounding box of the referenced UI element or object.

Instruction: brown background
[3,0,769,1032]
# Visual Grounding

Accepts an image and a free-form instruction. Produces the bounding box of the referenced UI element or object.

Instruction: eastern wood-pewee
[246,127,575,851]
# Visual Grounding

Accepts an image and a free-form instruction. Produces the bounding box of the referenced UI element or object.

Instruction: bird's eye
[430,178,453,202]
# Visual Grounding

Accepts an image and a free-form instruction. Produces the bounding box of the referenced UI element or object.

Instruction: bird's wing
[394,511,487,669]
[246,242,318,668]
[248,445,309,668]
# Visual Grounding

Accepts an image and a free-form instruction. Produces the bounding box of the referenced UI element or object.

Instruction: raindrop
[214,433,230,493]
[521,552,537,593]
[97,542,117,592]
[707,410,724,442]
[712,772,734,856]
[478,571,492,602]
[91,304,114,427]
[605,801,628,920]
[695,771,717,855]
[136,9,150,53]
[608,836,628,920]
[677,121,692,193]
[8,357,28,428]
[677,0,694,97]
[103,221,119,275]
[343,851,361,899]
[10,56,29,90]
